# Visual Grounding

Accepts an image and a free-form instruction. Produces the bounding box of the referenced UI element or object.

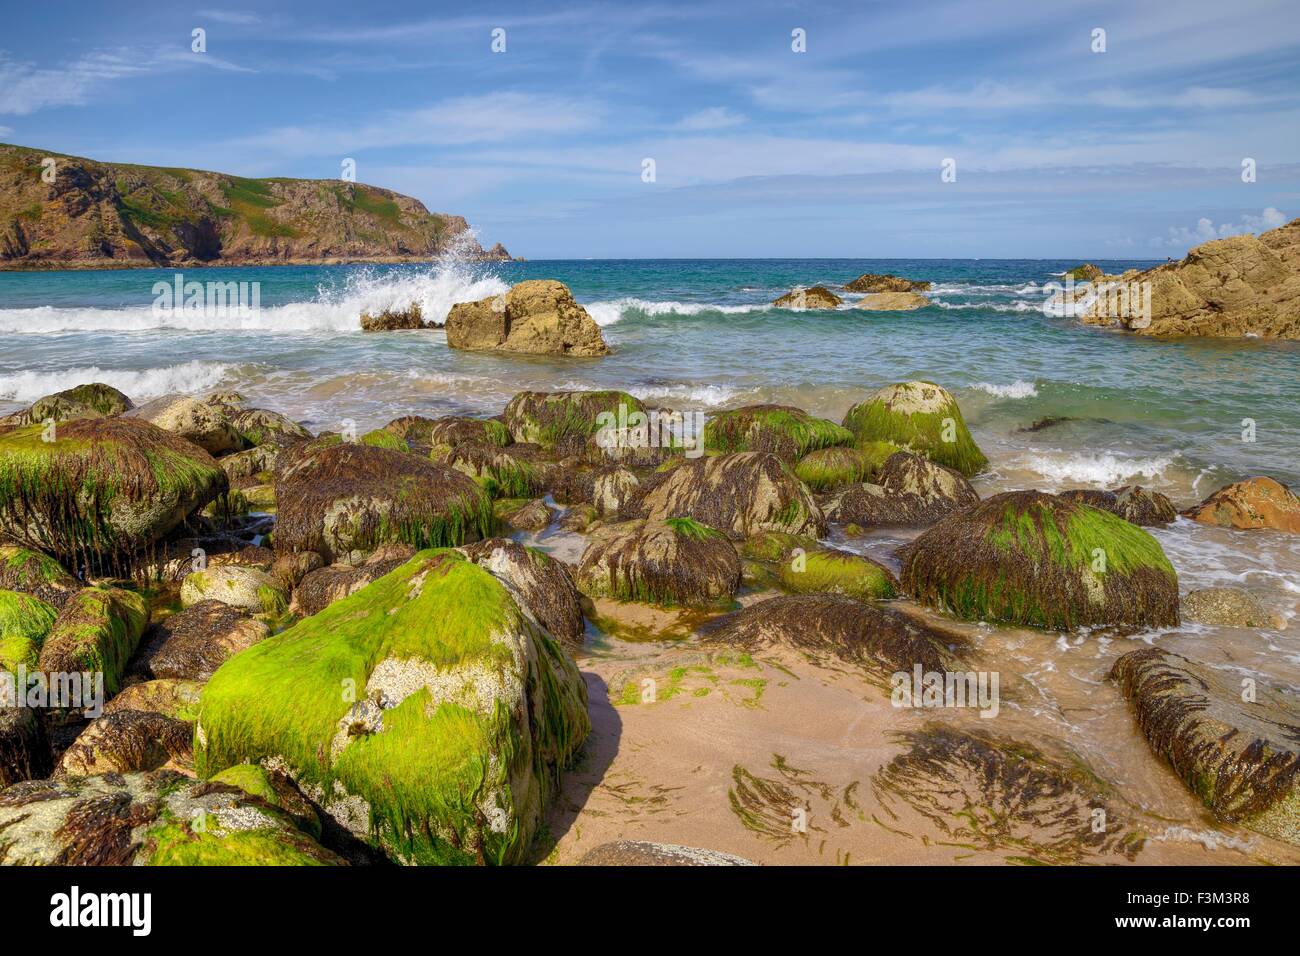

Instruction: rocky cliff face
[0,144,510,269]
[1081,217,1300,339]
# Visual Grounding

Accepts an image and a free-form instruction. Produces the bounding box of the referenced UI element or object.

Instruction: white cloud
[196,9,262,25]
[0,50,148,115]
[1157,207,1287,247]
[674,107,746,131]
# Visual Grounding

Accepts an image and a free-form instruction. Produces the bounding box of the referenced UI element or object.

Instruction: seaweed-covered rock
[132,600,270,682]
[503,390,645,448]
[821,452,979,528]
[592,466,639,515]
[294,545,416,616]
[229,407,312,447]
[270,549,324,591]
[124,394,242,455]
[274,442,492,565]
[0,770,343,865]
[699,593,963,674]
[772,286,842,309]
[209,763,323,838]
[841,382,987,477]
[0,545,79,609]
[577,518,741,607]
[0,589,58,672]
[396,415,512,451]
[793,443,894,492]
[459,538,585,645]
[446,280,609,356]
[1181,587,1274,628]
[55,709,192,777]
[0,705,50,787]
[0,383,133,428]
[0,417,228,573]
[900,491,1178,630]
[103,679,203,720]
[624,452,824,540]
[1183,476,1300,533]
[1110,647,1300,846]
[578,841,755,866]
[181,565,286,615]
[1058,485,1176,527]
[194,550,589,865]
[496,497,553,532]
[1066,263,1103,282]
[360,302,431,331]
[704,404,852,462]
[843,273,931,293]
[447,442,544,499]
[218,436,290,482]
[774,546,897,601]
[37,586,149,695]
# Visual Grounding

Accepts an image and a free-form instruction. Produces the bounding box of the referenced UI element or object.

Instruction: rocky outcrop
[820,451,978,528]
[577,518,741,607]
[1066,263,1103,282]
[1183,476,1300,533]
[855,292,930,310]
[704,404,852,462]
[124,393,242,454]
[900,490,1179,630]
[624,452,825,540]
[843,273,931,293]
[1058,485,1176,526]
[1080,217,1300,339]
[0,383,132,428]
[0,143,505,269]
[446,280,609,356]
[773,286,842,309]
[842,381,987,476]
[359,302,434,331]
[1110,647,1300,847]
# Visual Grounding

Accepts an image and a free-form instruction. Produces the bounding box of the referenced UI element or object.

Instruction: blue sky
[2,0,1298,258]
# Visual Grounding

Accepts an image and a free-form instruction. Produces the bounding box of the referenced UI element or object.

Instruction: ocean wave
[932,299,1040,313]
[928,282,1040,296]
[583,297,768,327]
[1022,451,1175,485]
[971,380,1038,399]
[0,360,235,403]
[0,257,506,334]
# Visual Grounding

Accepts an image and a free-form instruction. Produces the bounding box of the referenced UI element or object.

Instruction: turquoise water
[2,258,1298,500]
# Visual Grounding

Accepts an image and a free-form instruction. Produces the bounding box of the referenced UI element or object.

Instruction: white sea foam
[932,299,1039,313]
[0,256,506,335]
[971,380,1038,399]
[583,298,768,326]
[1022,451,1175,485]
[0,360,235,403]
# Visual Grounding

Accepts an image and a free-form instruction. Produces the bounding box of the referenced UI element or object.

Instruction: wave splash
[0,360,235,403]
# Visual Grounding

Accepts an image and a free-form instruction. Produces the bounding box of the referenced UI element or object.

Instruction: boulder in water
[841,381,987,476]
[1183,476,1300,533]
[1058,485,1176,526]
[772,286,842,309]
[843,273,931,293]
[124,394,243,455]
[447,280,609,356]
[821,451,978,528]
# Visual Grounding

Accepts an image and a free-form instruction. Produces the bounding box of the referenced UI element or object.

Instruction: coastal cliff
[0,143,511,270]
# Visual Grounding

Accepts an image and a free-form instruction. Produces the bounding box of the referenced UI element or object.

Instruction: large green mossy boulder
[704,404,852,462]
[37,586,149,695]
[0,545,79,609]
[900,490,1178,630]
[502,390,644,448]
[0,589,58,673]
[739,532,895,600]
[842,381,987,477]
[194,550,590,865]
[793,442,896,491]
[274,442,493,565]
[0,770,343,865]
[0,383,133,428]
[576,517,741,608]
[1111,647,1300,847]
[0,417,228,572]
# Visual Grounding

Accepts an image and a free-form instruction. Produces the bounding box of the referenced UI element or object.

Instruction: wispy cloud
[673,107,746,131]
[1156,206,1288,247]
[195,9,262,25]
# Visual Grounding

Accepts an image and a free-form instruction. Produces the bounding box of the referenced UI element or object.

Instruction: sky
[2,0,1298,259]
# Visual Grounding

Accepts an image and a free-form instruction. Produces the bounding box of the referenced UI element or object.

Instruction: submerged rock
[37,587,149,695]
[843,273,931,293]
[459,537,585,645]
[699,593,964,674]
[132,600,270,682]
[704,404,853,462]
[841,381,987,477]
[577,518,741,608]
[0,382,133,428]
[578,841,756,866]
[502,389,644,448]
[0,770,343,865]
[447,280,610,356]
[1181,587,1275,629]
[0,417,228,573]
[124,394,242,455]
[900,490,1179,630]
[274,442,492,564]
[624,452,825,539]
[772,286,842,309]
[194,550,589,865]
[1110,647,1300,846]
[55,709,192,777]
[1183,476,1300,533]
[1059,485,1176,527]
[854,291,929,311]
[821,451,978,528]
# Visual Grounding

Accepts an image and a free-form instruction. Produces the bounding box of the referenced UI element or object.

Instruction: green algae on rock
[194,549,589,865]
[1110,647,1300,847]
[274,442,493,565]
[577,517,741,608]
[0,588,58,672]
[794,443,893,491]
[775,546,897,601]
[502,389,645,447]
[229,407,312,447]
[900,490,1178,630]
[1058,485,1176,527]
[841,381,987,477]
[624,451,825,540]
[181,564,287,615]
[36,586,148,695]
[0,417,228,574]
[0,545,79,609]
[0,770,343,865]
[0,382,133,428]
[704,404,853,462]
[446,442,544,499]
[385,414,512,454]
[821,451,979,528]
